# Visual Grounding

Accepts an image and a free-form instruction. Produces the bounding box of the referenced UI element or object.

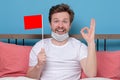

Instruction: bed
[0,34,120,80]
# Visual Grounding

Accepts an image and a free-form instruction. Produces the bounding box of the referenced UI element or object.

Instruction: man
[26,3,96,80]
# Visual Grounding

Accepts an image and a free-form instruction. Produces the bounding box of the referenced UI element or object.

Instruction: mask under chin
[51,31,69,41]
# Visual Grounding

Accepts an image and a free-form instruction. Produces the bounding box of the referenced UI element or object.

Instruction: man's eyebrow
[64,18,69,20]
[52,18,69,21]
[53,18,58,20]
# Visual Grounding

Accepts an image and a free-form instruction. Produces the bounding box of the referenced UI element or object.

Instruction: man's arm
[26,48,46,79]
[26,64,44,79]
[80,42,96,77]
[80,18,97,77]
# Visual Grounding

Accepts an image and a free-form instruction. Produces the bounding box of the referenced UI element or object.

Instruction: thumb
[41,48,45,52]
[40,48,45,54]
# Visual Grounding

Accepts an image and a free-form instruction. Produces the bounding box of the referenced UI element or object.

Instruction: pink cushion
[0,42,32,77]
[81,51,120,80]
[97,51,120,79]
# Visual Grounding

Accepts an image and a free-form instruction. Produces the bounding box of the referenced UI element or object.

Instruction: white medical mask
[51,31,69,41]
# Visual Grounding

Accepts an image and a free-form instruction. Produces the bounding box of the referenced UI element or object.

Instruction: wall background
[0,0,120,50]
[0,0,120,34]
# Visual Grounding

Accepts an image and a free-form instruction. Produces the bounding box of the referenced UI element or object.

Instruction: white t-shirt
[29,38,88,80]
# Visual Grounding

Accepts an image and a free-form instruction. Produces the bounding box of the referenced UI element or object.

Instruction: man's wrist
[36,63,42,69]
[87,41,95,46]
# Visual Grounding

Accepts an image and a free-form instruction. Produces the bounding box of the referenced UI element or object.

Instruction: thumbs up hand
[37,48,46,66]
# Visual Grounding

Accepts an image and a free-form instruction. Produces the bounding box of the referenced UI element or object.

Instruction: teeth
[57,29,64,32]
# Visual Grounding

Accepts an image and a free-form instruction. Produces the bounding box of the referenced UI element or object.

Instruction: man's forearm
[26,64,44,79]
[85,42,97,77]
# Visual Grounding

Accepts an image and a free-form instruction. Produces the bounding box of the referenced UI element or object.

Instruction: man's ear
[69,23,72,30]
[49,23,52,28]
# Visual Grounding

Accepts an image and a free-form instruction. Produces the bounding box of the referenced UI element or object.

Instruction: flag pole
[41,14,44,48]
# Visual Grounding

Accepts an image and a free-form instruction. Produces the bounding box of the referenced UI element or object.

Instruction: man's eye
[63,21,68,23]
[54,21,59,23]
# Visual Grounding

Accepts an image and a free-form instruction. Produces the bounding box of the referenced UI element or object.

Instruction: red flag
[24,14,42,30]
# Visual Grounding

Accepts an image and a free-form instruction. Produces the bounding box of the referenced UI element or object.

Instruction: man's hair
[48,3,74,24]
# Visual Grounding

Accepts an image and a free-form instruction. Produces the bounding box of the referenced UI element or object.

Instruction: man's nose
[58,22,63,27]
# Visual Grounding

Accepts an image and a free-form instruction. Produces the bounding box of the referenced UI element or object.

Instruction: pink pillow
[81,51,120,80]
[0,42,32,77]
[97,51,120,79]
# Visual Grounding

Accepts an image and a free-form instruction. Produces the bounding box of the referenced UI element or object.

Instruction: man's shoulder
[33,38,51,46]
[69,37,81,43]
[69,37,87,47]
[69,37,82,47]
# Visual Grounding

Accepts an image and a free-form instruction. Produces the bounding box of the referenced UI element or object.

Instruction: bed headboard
[0,34,120,51]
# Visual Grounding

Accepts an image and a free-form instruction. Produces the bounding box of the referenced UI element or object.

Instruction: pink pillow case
[97,51,120,79]
[81,51,120,80]
[0,42,32,77]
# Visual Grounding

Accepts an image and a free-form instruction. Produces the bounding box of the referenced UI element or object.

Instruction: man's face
[50,12,71,35]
